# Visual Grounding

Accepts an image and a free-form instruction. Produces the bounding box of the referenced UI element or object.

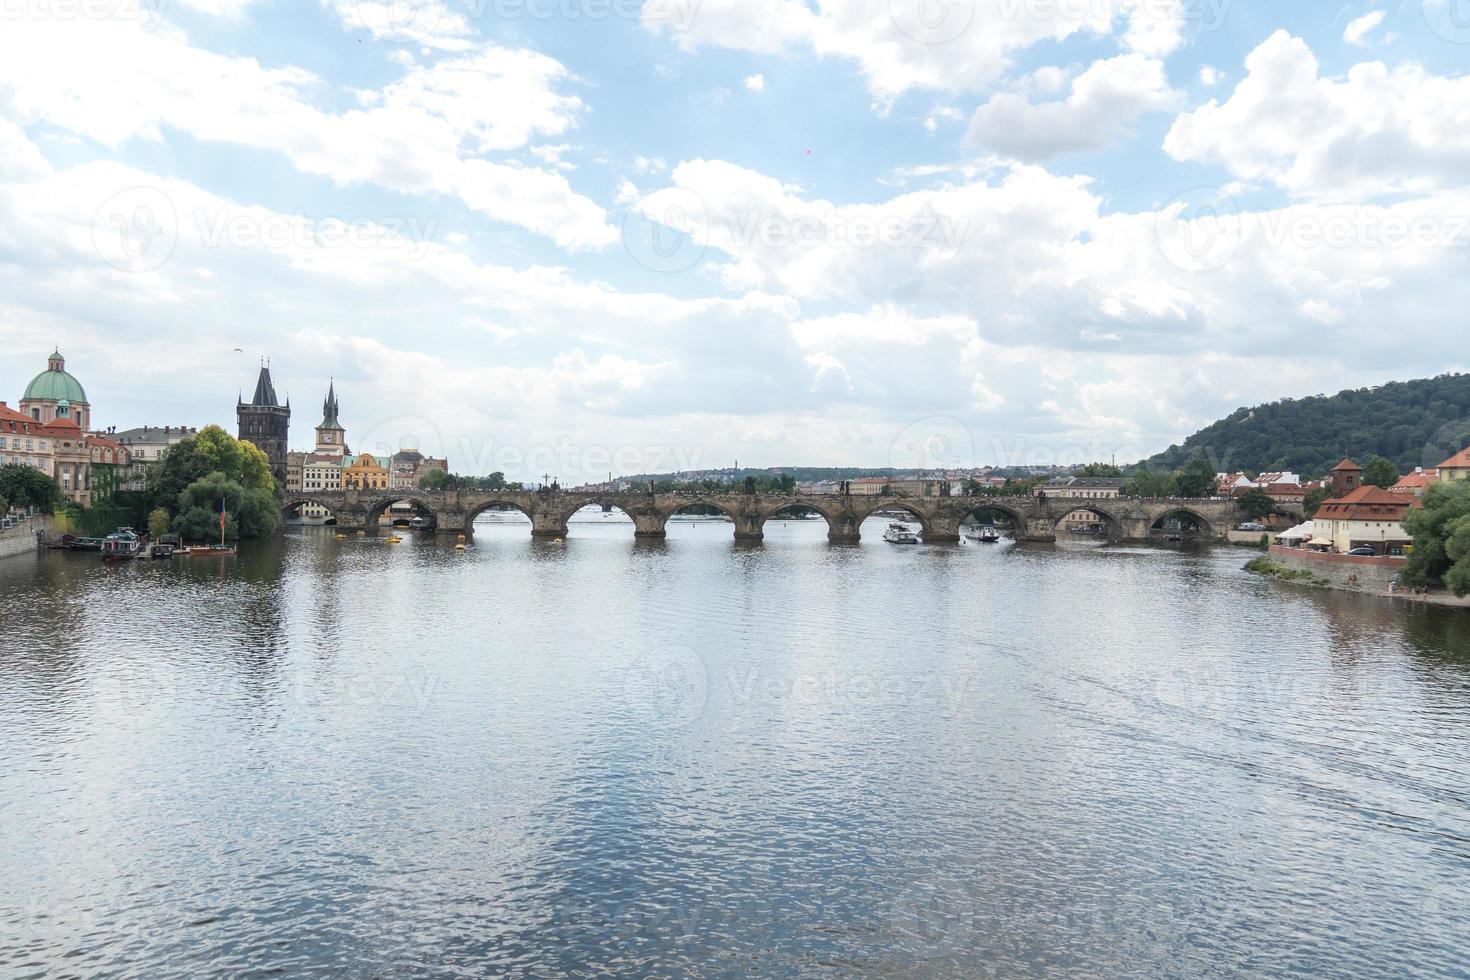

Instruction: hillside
[1146,373,1470,477]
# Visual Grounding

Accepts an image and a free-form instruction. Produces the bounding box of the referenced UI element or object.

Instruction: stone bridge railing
[281,489,1246,544]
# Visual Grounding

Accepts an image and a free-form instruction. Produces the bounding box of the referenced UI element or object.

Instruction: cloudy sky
[1,0,1468,481]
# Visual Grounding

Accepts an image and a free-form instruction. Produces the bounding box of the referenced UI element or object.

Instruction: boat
[100,528,145,560]
[965,526,1001,543]
[883,522,920,545]
[177,544,237,556]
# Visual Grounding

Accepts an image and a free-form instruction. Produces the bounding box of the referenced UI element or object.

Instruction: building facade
[1312,484,1415,556]
[0,402,52,474]
[1436,448,1470,482]
[237,364,290,486]
[1037,476,1126,499]
[111,425,199,490]
[342,452,390,490]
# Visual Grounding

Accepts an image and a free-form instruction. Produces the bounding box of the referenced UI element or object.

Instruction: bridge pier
[827,513,862,544]
[632,514,666,538]
[1023,518,1056,543]
[531,514,569,539]
[920,515,961,544]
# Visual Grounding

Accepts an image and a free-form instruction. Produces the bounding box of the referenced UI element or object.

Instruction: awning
[1308,538,1332,546]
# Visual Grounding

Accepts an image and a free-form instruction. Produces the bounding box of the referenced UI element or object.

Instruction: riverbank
[0,518,39,562]
[1249,545,1468,606]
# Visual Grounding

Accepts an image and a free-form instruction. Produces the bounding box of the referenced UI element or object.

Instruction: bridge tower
[238,362,291,486]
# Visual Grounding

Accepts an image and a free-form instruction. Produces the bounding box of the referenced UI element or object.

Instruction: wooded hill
[1146,374,1470,478]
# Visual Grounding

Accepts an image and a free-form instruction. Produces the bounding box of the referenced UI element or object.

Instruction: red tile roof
[1391,472,1438,493]
[1330,458,1363,472]
[1438,448,1470,470]
[1317,484,1416,522]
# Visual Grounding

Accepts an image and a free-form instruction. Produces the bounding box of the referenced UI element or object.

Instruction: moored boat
[883,522,920,544]
[100,528,144,560]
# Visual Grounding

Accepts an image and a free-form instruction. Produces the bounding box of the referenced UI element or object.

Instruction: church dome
[24,350,88,404]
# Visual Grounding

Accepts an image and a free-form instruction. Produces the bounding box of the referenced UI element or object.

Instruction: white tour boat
[883,522,920,545]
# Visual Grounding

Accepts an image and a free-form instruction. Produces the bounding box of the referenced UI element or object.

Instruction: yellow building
[1436,448,1470,482]
[342,452,390,490]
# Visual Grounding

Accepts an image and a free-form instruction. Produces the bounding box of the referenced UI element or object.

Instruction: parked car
[1236,522,1266,532]
[1346,547,1376,556]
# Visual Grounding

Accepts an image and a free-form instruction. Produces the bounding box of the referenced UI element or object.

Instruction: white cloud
[1199,65,1223,86]
[1343,10,1386,45]
[1165,31,1470,198]
[643,0,1187,101]
[966,54,1180,161]
[744,74,766,92]
[0,17,615,250]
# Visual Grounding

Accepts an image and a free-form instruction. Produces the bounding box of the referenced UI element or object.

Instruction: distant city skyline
[2,4,1468,481]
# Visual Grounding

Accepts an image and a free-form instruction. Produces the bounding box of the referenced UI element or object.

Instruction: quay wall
[0,519,40,562]
[1266,545,1405,593]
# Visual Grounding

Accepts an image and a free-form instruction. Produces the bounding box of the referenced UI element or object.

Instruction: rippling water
[3,514,1469,977]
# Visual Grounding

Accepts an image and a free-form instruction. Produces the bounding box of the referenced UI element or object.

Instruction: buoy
[455,543,466,551]
[457,533,466,542]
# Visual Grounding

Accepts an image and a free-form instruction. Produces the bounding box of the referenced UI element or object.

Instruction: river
[2,514,1469,976]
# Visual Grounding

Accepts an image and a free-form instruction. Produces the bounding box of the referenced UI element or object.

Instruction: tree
[1175,458,1219,498]
[1402,480,1470,594]
[0,464,65,513]
[148,507,172,538]
[172,471,280,542]
[1236,488,1277,521]
[1077,463,1123,477]
[1124,468,1177,498]
[419,468,453,490]
[147,425,277,511]
[1363,455,1400,488]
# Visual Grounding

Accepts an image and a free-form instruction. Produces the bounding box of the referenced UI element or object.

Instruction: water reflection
[2,525,1469,975]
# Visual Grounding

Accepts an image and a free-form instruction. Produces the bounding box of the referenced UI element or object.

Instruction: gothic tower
[314,380,348,457]
[237,362,291,485]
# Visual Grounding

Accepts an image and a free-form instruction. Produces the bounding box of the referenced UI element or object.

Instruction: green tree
[1362,455,1400,488]
[1175,458,1219,498]
[1124,468,1178,498]
[147,425,278,511]
[0,464,65,513]
[1236,488,1277,521]
[419,468,453,490]
[1402,480,1470,594]
[1077,463,1123,477]
[147,507,172,538]
[172,471,280,542]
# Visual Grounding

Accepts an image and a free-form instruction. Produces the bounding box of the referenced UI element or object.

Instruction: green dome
[24,351,88,404]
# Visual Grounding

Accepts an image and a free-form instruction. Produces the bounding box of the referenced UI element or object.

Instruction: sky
[1,0,1468,482]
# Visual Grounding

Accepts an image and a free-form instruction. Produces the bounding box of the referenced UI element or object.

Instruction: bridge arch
[853,498,932,537]
[1149,507,1216,538]
[282,494,342,524]
[364,494,440,530]
[466,497,536,525]
[757,500,837,538]
[956,501,1026,532]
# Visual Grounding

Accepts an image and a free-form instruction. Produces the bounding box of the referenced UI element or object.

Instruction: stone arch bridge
[281,489,1246,544]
